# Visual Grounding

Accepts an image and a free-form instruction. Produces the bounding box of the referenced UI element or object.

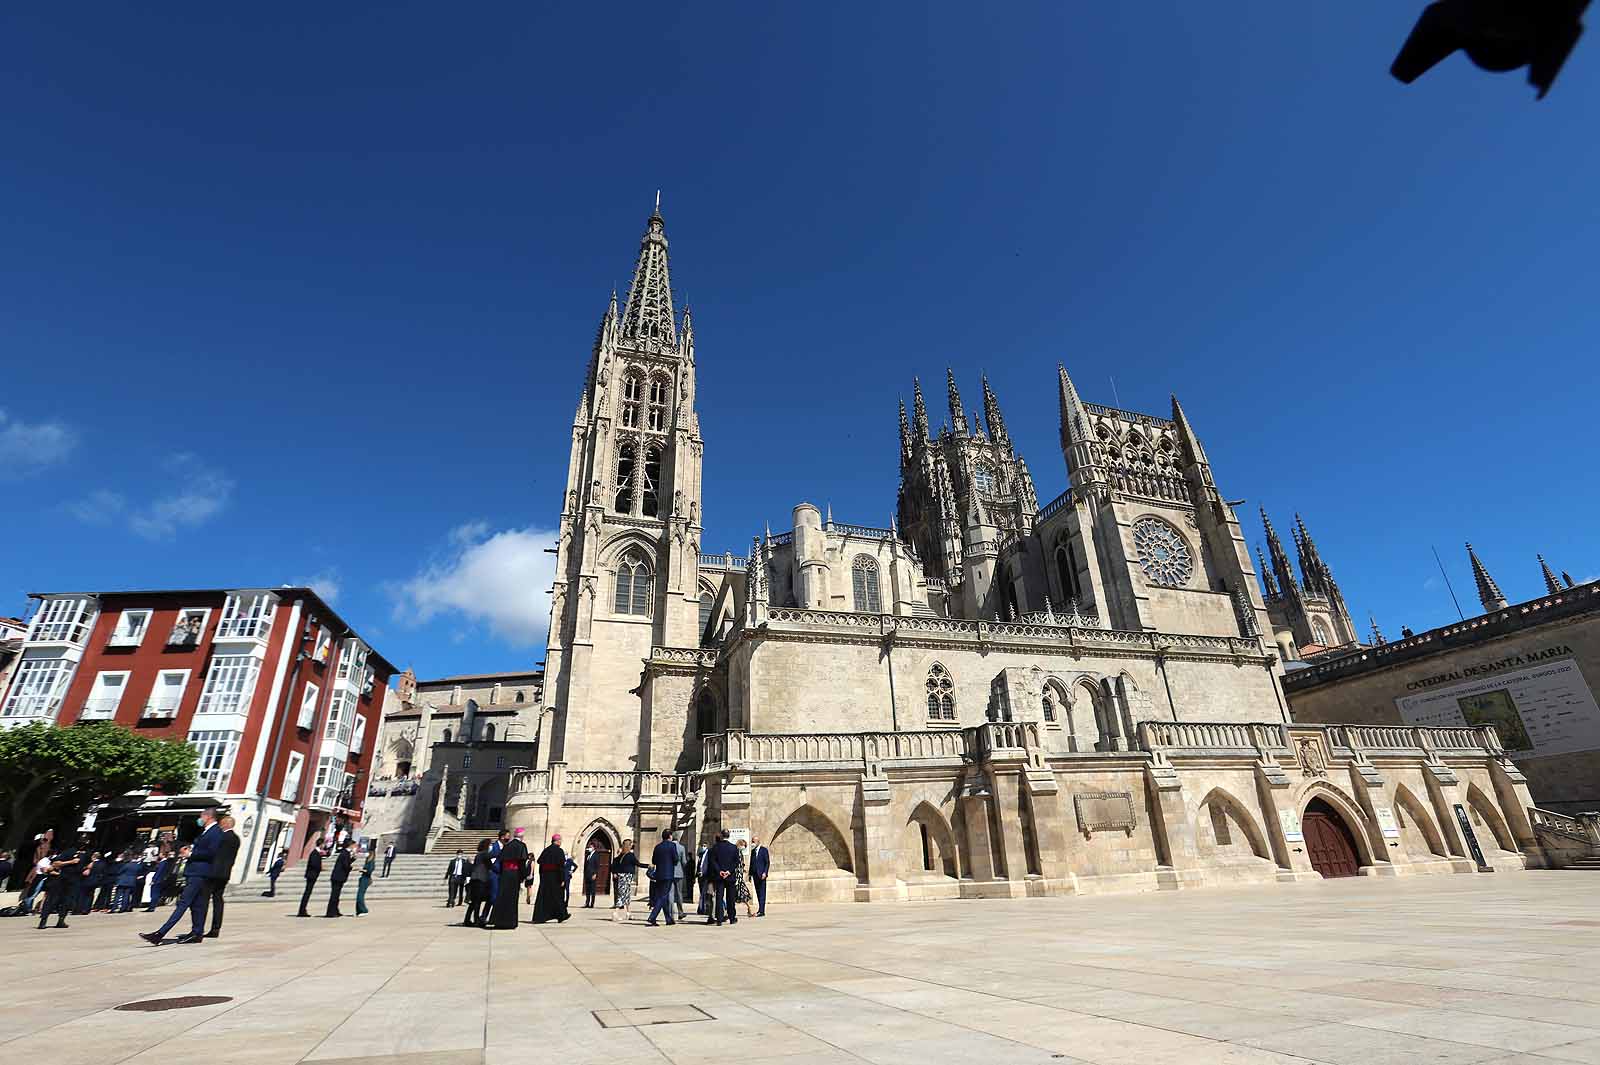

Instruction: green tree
[0,721,197,853]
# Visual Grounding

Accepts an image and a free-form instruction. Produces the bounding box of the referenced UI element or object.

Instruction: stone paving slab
[2,874,1600,1064]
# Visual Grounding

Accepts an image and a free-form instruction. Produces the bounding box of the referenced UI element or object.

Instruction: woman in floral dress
[610,839,642,922]
[734,839,756,918]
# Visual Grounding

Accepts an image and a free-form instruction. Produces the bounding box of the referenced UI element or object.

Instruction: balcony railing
[80,697,122,719]
[2,696,62,719]
[107,631,145,648]
[215,616,271,640]
[698,552,749,570]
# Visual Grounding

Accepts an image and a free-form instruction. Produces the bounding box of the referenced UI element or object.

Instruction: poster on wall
[1279,808,1303,843]
[726,827,751,845]
[1394,655,1600,758]
[1375,806,1401,838]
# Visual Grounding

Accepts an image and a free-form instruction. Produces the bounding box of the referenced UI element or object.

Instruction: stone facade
[502,206,1551,899]
[1287,579,1600,815]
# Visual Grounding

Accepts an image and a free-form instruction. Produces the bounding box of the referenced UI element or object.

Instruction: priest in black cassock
[531,833,571,924]
[489,829,529,929]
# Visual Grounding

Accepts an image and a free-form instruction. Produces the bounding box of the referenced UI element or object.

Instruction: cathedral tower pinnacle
[1468,543,1509,612]
[946,369,967,435]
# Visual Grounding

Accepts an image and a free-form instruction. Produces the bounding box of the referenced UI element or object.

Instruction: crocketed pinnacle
[946,369,967,435]
[1256,544,1280,600]
[1467,542,1509,612]
[912,378,930,440]
[1539,554,1562,595]
[619,205,676,345]
[981,375,1009,446]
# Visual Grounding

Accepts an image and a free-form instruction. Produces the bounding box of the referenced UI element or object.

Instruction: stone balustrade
[650,645,718,667]
[698,552,749,570]
[1529,807,1600,845]
[509,767,696,800]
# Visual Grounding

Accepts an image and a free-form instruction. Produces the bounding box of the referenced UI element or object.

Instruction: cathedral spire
[946,369,967,435]
[1294,513,1330,597]
[912,378,930,441]
[898,399,912,467]
[1467,542,1509,612]
[1261,509,1299,596]
[1256,544,1280,600]
[981,375,1010,449]
[1539,554,1562,595]
[619,205,677,346]
[1369,614,1386,645]
[1169,393,1209,465]
[1058,364,1087,451]
[1563,570,1577,588]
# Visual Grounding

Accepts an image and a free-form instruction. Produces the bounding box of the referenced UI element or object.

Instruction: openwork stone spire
[981,375,1010,448]
[1261,509,1298,595]
[912,377,930,440]
[1256,544,1280,600]
[619,205,677,345]
[1467,542,1509,612]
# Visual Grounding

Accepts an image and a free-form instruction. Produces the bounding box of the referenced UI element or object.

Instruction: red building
[0,587,395,885]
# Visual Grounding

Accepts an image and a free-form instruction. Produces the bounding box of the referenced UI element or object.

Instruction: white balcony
[215,617,271,641]
[309,785,346,811]
[80,697,122,719]
[1,697,62,721]
[141,705,179,720]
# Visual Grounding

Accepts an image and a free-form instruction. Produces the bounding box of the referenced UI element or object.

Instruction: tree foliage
[0,722,197,850]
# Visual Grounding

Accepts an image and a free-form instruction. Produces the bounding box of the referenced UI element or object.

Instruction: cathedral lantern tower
[540,203,705,772]
[1258,509,1359,654]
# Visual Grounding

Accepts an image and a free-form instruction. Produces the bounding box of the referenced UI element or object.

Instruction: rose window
[1132,516,1193,587]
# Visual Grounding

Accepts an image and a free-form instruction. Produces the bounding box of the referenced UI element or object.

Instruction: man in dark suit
[324,839,355,917]
[262,850,285,897]
[581,844,600,908]
[203,814,241,939]
[706,830,740,926]
[142,808,221,944]
[748,837,771,917]
[382,842,396,878]
[645,830,679,926]
[297,843,326,917]
[445,850,468,907]
[36,849,80,930]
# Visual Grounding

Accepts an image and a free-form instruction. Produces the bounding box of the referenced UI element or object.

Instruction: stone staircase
[428,828,503,854]
[229,851,458,905]
[1566,856,1600,871]
[1528,807,1600,869]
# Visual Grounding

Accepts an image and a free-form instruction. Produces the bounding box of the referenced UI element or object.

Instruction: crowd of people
[439,827,771,929]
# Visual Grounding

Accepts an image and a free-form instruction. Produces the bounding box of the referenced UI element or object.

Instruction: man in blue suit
[748,837,771,917]
[645,829,679,926]
[706,830,740,926]
[141,808,221,945]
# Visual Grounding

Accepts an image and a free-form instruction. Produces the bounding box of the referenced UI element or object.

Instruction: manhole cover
[116,996,233,1012]
[593,1005,712,1028]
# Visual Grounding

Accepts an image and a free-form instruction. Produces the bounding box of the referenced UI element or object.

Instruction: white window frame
[311,755,345,809]
[82,670,131,719]
[297,682,320,729]
[462,752,473,769]
[27,597,96,645]
[336,639,369,682]
[145,669,193,718]
[217,592,277,640]
[107,609,152,648]
[324,689,357,742]
[1,658,76,719]
[313,628,332,665]
[166,608,213,648]
[195,654,262,715]
[281,751,305,802]
[351,712,367,754]
[187,729,243,792]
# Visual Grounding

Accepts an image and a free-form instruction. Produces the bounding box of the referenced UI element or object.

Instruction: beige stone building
[497,206,1572,901]
[1287,546,1600,829]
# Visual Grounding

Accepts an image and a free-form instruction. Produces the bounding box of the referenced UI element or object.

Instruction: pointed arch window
[699,590,715,645]
[851,555,882,613]
[483,722,496,742]
[647,377,669,432]
[620,373,642,428]
[925,662,956,721]
[641,445,662,517]
[614,442,636,513]
[1311,619,1333,647]
[1055,542,1082,605]
[614,550,653,616]
[695,688,719,736]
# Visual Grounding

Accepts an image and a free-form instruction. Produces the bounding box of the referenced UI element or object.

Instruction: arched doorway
[583,830,613,897]
[1303,798,1361,878]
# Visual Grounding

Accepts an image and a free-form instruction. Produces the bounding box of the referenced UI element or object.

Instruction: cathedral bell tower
[540,204,705,772]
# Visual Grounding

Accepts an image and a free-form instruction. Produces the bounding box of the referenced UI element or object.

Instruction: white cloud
[65,454,234,540]
[0,409,78,477]
[289,569,343,603]
[393,523,557,647]
[62,488,128,525]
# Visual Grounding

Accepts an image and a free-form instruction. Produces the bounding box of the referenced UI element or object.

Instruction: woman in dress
[734,839,756,918]
[355,846,376,916]
[464,838,493,928]
[490,828,529,929]
[609,839,644,923]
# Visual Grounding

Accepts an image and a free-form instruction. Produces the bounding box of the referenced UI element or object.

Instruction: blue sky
[2,4,1594,676]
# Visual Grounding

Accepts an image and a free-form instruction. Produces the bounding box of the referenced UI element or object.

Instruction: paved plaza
[5,873,1600,1065]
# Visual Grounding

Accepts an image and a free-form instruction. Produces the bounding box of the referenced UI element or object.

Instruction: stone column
[957,768,1004,897]
[854,766,901,902]
[1144,754,1203,889]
